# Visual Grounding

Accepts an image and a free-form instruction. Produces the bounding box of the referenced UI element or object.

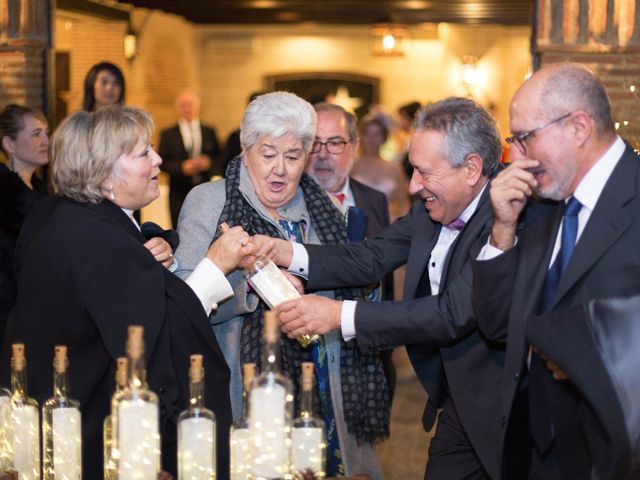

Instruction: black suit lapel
[554,147,638,306]
[441,186,492,289]
[404,206,440,299]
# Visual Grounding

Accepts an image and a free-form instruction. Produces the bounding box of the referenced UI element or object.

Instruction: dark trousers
[424,396,491,480]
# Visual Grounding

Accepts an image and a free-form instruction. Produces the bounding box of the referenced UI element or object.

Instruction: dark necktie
[540,196,583,312]
[530,196,582,453]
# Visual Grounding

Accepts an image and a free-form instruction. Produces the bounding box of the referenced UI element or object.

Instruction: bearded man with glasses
[473,63,640,479]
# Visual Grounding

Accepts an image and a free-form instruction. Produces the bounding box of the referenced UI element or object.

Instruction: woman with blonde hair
[2,105,251,478]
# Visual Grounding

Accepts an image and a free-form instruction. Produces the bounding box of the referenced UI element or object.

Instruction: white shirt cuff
[185,258,234,315]
[288,242,309,278]
[477,236,517,260]
[340,300,357,341]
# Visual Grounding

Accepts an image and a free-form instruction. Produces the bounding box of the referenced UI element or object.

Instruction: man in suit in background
[472,63,640,479]
[159,90,221,227]
[306,103,392,297]
[267,97,506,479]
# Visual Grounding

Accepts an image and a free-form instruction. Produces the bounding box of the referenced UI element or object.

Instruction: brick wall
[0,0,48,110]
[536,0,640,148]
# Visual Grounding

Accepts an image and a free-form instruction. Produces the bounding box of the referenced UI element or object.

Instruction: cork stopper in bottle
[54,345,68,374]
[242,363,257,392]
[263,311,279,343]
[116,357,128,388]
[12,343,25,371]
[190,354,203,383]
[301,362,314,392]
[127,325,144,360]
[217,222,231,234]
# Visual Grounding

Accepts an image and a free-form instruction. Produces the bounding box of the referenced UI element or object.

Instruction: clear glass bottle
[42,345,82,479]
[0,385,14,475]
[112,326,160,479]
[104,357,127,480]
[229,363,256,480]
[178,354,216,480]
[249,311,294,480]
[218,222,317,348]
[9,343,40,480]
[291,363,326,479]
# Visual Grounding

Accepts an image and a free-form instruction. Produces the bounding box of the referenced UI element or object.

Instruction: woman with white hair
[176,91,390,479]
[2,105,252,479]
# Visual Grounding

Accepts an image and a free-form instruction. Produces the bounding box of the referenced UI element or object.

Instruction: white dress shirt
[178,119,203,158]
[289,183,487,340]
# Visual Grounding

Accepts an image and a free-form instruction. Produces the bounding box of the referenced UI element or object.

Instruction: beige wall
[54,8,531,141]
[195,23,531,141]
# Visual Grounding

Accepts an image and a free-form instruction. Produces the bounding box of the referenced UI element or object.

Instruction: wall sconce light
[461,55,479,88]
[124,26,137,61]
[370,23,409,57]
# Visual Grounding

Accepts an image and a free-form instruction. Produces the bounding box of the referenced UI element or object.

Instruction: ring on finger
[239,238,246,247]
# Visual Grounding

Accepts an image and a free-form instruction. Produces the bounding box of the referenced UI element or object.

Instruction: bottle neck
[188,378,205,411]
[10,364,27,401]
[128,354,146,390]
[241,385,250,420]
[300,386,313,418]
[53,370,69,400]
[261,335,281,374]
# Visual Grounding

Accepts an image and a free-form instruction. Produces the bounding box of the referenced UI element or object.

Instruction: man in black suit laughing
[264,97,506,480]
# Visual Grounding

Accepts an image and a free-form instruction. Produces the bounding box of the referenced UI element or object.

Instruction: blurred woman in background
[0,104,49,348]
[351,114,410,221]
[82,61,125,112]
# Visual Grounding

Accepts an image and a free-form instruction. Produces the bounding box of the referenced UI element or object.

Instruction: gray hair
[540,63,614,134]
[415,97,501,176]
[313,102,358,141]
[240,91,317,152]
[51,105,154,203]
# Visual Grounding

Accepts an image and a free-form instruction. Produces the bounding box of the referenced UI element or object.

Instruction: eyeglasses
[310,138,349,155]
[506,112,572,154]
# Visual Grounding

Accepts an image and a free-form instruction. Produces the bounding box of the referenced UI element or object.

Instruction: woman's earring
[108,185,115,201]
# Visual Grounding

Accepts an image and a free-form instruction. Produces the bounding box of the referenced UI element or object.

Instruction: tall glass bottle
[9,343,40,480]
[112,326,160,479]
[291,363,326,478]
[178,354,216,480]
[104,357,127,480]
[249,311,294,480]
[218,222,317,348]
[0,385,13,474]
[229,363,256,480]
[42,346,82,479]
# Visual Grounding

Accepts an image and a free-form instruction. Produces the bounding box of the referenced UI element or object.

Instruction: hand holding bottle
[250,234,293,267]
[208,224,255,274]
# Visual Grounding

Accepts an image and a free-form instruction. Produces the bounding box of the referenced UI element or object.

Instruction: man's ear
[464,153,484,186]
[569,111,592,147]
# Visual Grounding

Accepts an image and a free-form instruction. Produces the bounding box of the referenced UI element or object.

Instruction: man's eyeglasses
[506,112,572,154]
[310,139,349,155]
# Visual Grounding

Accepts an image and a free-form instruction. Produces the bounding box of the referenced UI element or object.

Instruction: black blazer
[350,177,394,301]
[159,123,222,225]
[472,145,640,479]
[2,197,232,479]
[305,182,505,480]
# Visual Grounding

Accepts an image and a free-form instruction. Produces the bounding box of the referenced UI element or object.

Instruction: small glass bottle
[42,345,82,479]
[9,343,40,480]
[218,222,317,348]
[0,385,14,475]
[291,363,326,479]
[112,326,160,480]
[249,311,294,480]
[178,354,216,480]
[103,357,128,480]
[229,363,256,480]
